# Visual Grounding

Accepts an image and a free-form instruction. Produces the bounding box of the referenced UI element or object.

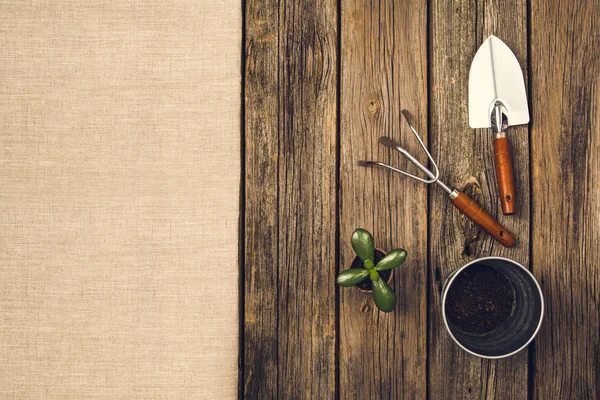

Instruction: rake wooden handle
[494,136,516,215]
[451,191,516,247]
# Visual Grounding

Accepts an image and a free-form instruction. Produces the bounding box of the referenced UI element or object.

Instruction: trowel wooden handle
[451,191,516,247]
[493,136,516,215]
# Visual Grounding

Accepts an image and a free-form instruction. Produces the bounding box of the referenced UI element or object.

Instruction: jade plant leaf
[351,228,375,263]
[336,269,369,287]
[375,249,407,271]
[372,276,397,313]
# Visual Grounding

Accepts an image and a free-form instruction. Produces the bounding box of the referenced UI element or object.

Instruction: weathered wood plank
[428,0,530,398]
[244,0,338,398]
[531,0,600,398]
[243,0,280,397]
[339,0,428,398]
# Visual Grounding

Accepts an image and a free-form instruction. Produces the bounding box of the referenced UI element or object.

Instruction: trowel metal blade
[468,35,529,129]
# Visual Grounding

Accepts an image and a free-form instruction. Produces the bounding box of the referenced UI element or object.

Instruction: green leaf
[336,269,369,287]
[370,270,379,281]
[351,228,375,263]
[372,278,397,313]
[375,249,407,271]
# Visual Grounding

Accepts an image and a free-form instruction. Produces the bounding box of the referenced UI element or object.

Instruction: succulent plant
[336,228,407,313]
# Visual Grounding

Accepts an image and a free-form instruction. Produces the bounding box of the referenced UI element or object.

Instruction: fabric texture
[0,1,240,398]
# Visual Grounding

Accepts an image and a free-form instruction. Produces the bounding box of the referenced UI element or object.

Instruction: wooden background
[243,0,600,398]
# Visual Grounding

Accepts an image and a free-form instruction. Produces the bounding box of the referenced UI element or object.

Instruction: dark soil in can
[445,265,515,334]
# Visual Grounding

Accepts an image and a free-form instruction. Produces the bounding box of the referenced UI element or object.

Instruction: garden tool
[469,35,529,215]
[358,110,516,248]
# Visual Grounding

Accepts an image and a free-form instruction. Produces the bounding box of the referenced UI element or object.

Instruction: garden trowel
[469,35,529,215]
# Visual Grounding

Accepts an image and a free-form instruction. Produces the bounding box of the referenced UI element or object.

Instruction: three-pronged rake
[358,110,516,248]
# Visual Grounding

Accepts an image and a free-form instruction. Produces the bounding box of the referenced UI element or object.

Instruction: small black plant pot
[350,249,392,292]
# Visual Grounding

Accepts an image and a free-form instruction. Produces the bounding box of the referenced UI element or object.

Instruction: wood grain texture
[245,0,600,398]
[428,0,530,398]
[243,0,280,397]
[339,0,428,398]
[531,0,600,398]
[244,0,338,398]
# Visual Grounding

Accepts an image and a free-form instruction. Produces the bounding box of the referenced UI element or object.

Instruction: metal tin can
[442,256,544,358]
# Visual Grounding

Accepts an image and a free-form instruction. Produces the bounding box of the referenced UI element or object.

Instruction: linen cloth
[0,1,240,398]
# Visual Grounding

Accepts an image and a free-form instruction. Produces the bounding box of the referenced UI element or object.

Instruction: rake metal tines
[358,110,452,195]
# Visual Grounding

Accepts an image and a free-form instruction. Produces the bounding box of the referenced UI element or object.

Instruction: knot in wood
[367,98,380,115]
[459,177,483,257]
[360,299,370,313]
